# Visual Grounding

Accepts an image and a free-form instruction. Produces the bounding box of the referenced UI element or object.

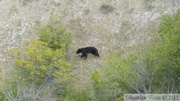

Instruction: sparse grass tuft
[83,8,90,15]
[19,0,36,5]
[100,3,114,14]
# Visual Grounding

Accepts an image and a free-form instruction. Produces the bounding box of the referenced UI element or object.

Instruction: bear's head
[76,49,82,54]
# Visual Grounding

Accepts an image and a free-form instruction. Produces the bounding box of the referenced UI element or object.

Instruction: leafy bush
[102,53,138,100]
[38,12,72,51]
[2,13,73,100]
[62,88,91,101]
[91,69,104,100]
[12,40,71,85]
[0,92,7,101]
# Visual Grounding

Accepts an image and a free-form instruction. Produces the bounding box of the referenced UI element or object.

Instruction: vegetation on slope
[91,10,180,100]
[0,0,179,101]
[2,13,73,101]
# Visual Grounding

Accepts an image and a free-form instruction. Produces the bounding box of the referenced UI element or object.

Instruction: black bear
[76,47,100,59]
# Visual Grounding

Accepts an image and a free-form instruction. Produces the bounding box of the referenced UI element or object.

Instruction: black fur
[76,47,100,59]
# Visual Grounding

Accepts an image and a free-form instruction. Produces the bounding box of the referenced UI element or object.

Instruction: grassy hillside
[0,0,180,95]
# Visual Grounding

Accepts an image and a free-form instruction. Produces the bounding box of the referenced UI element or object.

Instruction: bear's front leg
[81,53,87,59]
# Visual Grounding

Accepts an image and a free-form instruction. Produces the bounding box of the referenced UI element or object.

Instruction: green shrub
[91,69,104,101]
[0,92,7,101]
[38,12,72,51]
[2,12,73,100]
[62,88,91,101]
